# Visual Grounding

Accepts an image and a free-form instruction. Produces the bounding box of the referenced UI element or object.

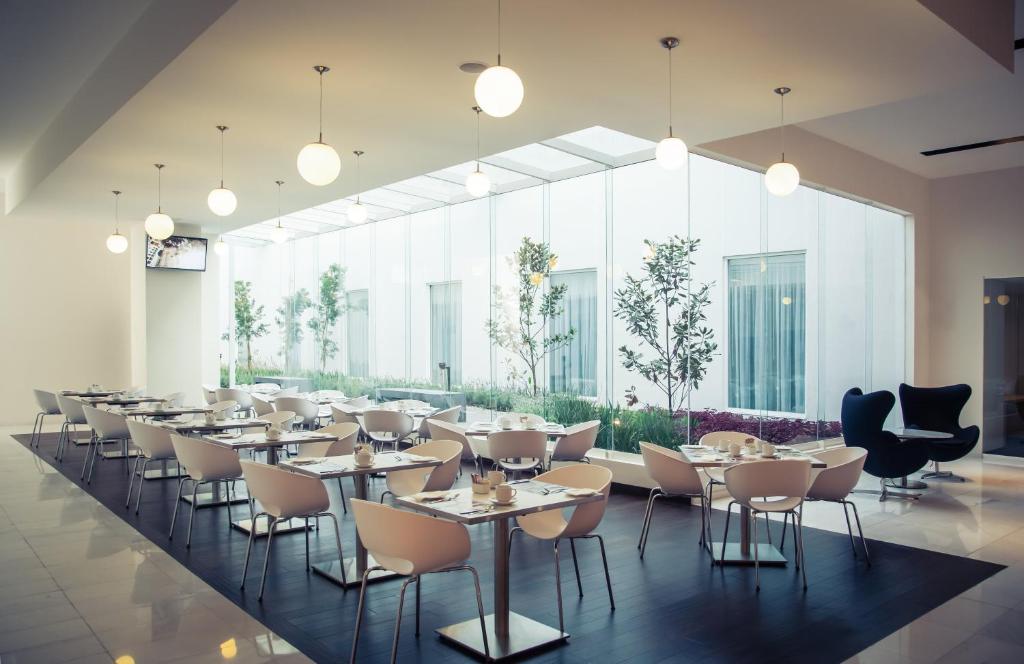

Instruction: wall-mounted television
[146,235,208,271]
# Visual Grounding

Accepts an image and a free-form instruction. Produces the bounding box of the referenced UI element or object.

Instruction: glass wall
[220,129,908,454]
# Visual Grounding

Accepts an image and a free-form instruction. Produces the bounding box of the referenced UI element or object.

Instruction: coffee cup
[471,475,491,495]
[761,443,776,458]
[266,427,282,442]
[153,401,164,412]
[355,448,374,467]
[717,442,729,453]
[204,411,216,425]
[728,442,742,457]
[494,483,517,504]
[487,470,506,487]
[499,416,512,429]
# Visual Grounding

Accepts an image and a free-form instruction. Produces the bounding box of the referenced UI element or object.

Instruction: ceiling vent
[921,135,1024,156]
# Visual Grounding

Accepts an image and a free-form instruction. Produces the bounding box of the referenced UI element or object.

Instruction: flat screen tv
[146,235,208,271]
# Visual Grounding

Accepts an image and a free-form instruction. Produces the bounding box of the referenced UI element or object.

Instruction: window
[430,282,462,386]
[346,290,369,378]
[549,269,598,396]
[728,253,806,414]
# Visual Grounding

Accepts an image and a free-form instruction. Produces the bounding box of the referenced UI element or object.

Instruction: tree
[307,263,348,372]
[275,289,312,373]
[486,236,575,396]
[613,235,717,414]
[232,280,269,377]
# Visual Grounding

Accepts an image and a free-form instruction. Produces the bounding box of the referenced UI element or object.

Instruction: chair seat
[498,459,541,472]
[705,468,726,484]
[747,496,803,513]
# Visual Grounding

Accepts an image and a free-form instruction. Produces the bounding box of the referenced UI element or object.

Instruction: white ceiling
[0,0,1014,229]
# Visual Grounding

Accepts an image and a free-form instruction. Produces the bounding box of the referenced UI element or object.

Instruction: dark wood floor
[14,432,1002,663]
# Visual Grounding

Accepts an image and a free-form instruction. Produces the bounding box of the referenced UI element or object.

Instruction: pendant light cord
[354,151,363,204]
[276,180,283,228]
[219,128,225,187]
[667,45,674,138]
[496,0,502,66]
[155,164,163,213]
[318,69,324,142]
[475,107,482,166]
[113,190,121,234]
[780,93,786,162]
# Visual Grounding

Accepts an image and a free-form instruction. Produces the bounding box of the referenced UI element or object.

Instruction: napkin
[290,457,327,466]
[565,488,599,497]
[412,491,456,503]
[404,454,440,462]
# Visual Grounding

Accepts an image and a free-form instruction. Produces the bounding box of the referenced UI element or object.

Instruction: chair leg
[304,517,310,570]
[718,502,735,566]
[186,481,201,548]
[80,433,93,480]
[553,540,565,635]
[595,534,615,610]
[390,577,415,664]
[841,501,858,558]
[258,517,279,601]
[848,501,871,567]
[569,539,583,598]
[126,456,140,508]
[349,567,381,664]
[240,511,264,588]
[337,477,348,514]
[134,460,148,514]
[507,526,522,560]
[225,481,234,528]
[379,490,393,504]
[796,509,808,591]
[169,477,188,539]
[31,412,41,447]
[780,512,788,551]
[466,566,490,660]
[637,487,657,549]
[415,574,421,636]
[752,509,761,592]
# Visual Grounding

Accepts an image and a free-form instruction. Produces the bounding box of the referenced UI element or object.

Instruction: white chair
[274,385,299,396]
[416,405,461,441]
[201,385,219,405]
[505,412,546,427]
[349,499,489,664]
[801,447,870,565]
[342,394,370,408]
[252,394,275,417]
[162,392,186,408]
[721,459,812,591]
[313,389,346,400]
[296,422,361,513]
[379,439,463,503]
[427,419,477,475]
[81,405,131,483]
[363,409,415,452]
[31,389,61,448]
[548,420,600,468]
[239,460,345,600]
[251,382,281,393]
[169,434,248,547]
[508,464,615,634]
[487,429,547,479]
[125,420,177,514]
[699,431,763,487]
[274,396,320,430]
[215,388,254,416]
[209,400,238,416]
[259,410,295,429]
[55,394,88,461]
[638,442,710,558]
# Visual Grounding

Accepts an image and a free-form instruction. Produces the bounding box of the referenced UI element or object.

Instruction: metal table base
[102,449,140,460]
[143,461,183,480]
[438,612,567,661]
[232,516,310,537]
[311,555,400,588]
[181,484,249,508]
[713,505,788,566]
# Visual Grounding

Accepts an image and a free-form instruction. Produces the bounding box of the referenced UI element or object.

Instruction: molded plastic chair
[259,410,295,429]
[252,394,275,417]
[416,405,460,441]
[505,412,546,427]
[169,434,247,547]
[486,429,547,478]
[638,442,710,558]
[698,431,763,487]
[509,465,615,634]
[549,420,600,468]
[201,385,218,405]
[209,400,238,416]
[55,394,88,462]
[274,396,320,430]
[295,422,361,513]
[331,403,361,425]
[313,389,346,400]
[379,439,463,502]
[125,420,177,514]
[721,459,812,591]
[81,405,131,483]
[342,395,370,408]
[239,460,345,600]
[427,419,477,475]
[215,388,253,416]
[800,446,870,565]
[162,392,186,408]
[898,383,979,481]
[349,499,489,664]
[363,409,415,452]
[31,389,61,448]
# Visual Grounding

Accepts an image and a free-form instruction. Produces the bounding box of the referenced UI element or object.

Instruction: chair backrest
[640,442,704,495]
[417,405,461,438]
[201,385,219,405]
[82,404,129,440]
[808,447,868,501]
[427,419,475,461]
[170,434,242,481]
[535,464,612,537]
[505,412,546,426]
[275,386,299,396]
[724,459,811,509]
[898,383,973,436]
[298,422,361,457]
[412,439,464,491]
[274,397,319,421]
[487,430,547,462]
[313,389,346,400]
[250,382,281,393]
[699,430,761,447]
[840,387,928,479]
[56,394,87,424]
[350,498,470,575]
[260,411,295,428]
[331,403,361,426]
[252,395,275,417]
[34,389,61,414]
[209,400,237,414]
[162,392,186,408]
[551,420,600,462]
[239,460,329,519]
[126,419,176,460]
[343,395,370,408]
[215,388,252,409]
[363,409,414,438]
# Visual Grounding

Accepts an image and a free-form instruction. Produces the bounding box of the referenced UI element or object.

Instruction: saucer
[490,497,517,506]
[353,461,375,468]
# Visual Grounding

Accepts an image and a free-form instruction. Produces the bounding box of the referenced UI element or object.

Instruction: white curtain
[549,270,598,396]
[430,282,462,385]
[346,290,369,378]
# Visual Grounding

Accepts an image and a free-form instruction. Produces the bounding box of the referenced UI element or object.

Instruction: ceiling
[0,0,1015,230]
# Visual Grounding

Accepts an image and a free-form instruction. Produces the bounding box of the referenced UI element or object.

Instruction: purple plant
[689,409,842,444]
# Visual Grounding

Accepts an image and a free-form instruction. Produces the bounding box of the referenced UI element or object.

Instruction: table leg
[711,503,787,566]
[740,505,751,556]
[232,444,307,537]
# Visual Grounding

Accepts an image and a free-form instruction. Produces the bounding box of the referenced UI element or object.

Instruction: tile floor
[2,421,1023,663]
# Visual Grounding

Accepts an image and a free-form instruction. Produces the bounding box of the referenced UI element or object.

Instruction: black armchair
[898,383,979,482]
[841,388,929,501]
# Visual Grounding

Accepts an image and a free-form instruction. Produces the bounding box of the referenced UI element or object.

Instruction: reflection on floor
[4,426,1013,663]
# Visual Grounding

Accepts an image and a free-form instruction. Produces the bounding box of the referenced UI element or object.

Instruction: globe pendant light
[655,36,687,171]
[270,180,288,244]
[213,237,228,256]
[105,190,128,254]
[465,106,491,197]
[207,125,238,216]
[764,87,800,196]
[474,0,523,117]
[347,150,368,224]
[144,164,174,239]
[297,65,341,186]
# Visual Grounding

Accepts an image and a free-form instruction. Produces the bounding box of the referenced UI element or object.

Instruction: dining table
[396,480,604,661]
[463,421,568,439]
[279,451,443,588]
[202,429,339,536]
[679,444,826,566]
[61,389,122,398]
[83,395,166,407]
[885,427,954,490]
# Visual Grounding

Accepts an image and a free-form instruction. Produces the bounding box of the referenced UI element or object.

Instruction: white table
[280,452,443,588]
[396,481,603,661]
[463,422,567,439]
[680,445,825,566]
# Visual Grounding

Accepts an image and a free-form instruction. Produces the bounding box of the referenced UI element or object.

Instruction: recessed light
[459,61,488,74]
